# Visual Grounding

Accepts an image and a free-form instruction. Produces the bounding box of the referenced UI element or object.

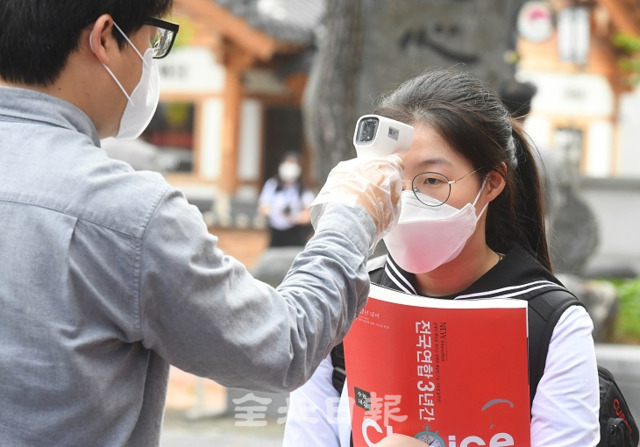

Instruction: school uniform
[259,177,315,247]
[283,243,600,446]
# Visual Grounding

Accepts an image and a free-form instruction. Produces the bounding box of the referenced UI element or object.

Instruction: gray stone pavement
[160,367,288,446]
[160,410,284,447]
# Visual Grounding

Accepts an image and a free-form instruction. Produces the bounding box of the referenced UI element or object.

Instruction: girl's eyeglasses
[404,168,482,207]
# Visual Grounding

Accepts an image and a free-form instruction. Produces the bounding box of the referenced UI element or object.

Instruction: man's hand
[309,155,404,246]
[375,434,429,446]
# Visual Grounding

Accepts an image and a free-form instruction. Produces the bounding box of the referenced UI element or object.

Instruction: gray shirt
[0,87,374,446]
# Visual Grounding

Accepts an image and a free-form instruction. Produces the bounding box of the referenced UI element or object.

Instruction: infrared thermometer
[353,114,414,158]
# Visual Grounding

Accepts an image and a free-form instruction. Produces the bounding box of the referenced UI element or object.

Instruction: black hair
[0,0,173,86]
[498,80,538,120]
[374,68,551,271]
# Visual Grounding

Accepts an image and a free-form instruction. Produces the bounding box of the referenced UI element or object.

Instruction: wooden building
[515,0,640,177]
[145,0,323,226]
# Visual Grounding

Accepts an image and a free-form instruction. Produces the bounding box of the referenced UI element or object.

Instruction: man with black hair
[0,1,403,445]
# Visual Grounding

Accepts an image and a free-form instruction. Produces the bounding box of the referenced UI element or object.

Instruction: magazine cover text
[343,284,530,447]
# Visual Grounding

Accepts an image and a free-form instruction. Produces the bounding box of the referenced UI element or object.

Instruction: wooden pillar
[174,0,288,193]
[219,50,255,194]
[596,0,640,37]
[219,67,242,193]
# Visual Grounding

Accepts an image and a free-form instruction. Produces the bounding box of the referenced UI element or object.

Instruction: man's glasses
[406,168,482,207]
[144,17,179,59]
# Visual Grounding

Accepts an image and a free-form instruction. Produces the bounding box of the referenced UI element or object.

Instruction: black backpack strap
[330,342,347,395]
[330,342,355,447]
[330,260,386,396]
[526,287,584,403]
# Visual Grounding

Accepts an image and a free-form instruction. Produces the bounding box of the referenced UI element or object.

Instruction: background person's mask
[278,162,301,182]
[90,24,160,140]
[383,181,487,274]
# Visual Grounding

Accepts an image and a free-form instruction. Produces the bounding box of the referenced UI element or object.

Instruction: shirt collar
[383,254,417,295]
[0,86,100,146]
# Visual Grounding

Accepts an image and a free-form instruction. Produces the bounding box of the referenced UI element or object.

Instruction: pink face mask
[383,180,487,274]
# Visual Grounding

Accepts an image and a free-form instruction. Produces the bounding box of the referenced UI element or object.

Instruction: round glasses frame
[407,168,483,207]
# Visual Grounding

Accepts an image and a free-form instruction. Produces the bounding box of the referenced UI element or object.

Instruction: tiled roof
[214,0,325,46]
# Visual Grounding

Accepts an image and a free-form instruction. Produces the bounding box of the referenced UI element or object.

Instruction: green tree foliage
[613,33,640,86]
[603,278,640,343]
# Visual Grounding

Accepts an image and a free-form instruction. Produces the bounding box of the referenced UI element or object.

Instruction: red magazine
[343,284,530,447]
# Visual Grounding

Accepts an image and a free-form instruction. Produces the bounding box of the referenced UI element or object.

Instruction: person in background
[0,1,403,445]
[259,151,316,247]
[283,68,599,446]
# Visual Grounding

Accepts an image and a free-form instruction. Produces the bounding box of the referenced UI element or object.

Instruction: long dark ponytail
[488,120,551,270]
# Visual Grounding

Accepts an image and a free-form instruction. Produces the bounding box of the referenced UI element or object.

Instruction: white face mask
[90,23,160,140]
[383,180,488,274]
[278,162,301,182]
